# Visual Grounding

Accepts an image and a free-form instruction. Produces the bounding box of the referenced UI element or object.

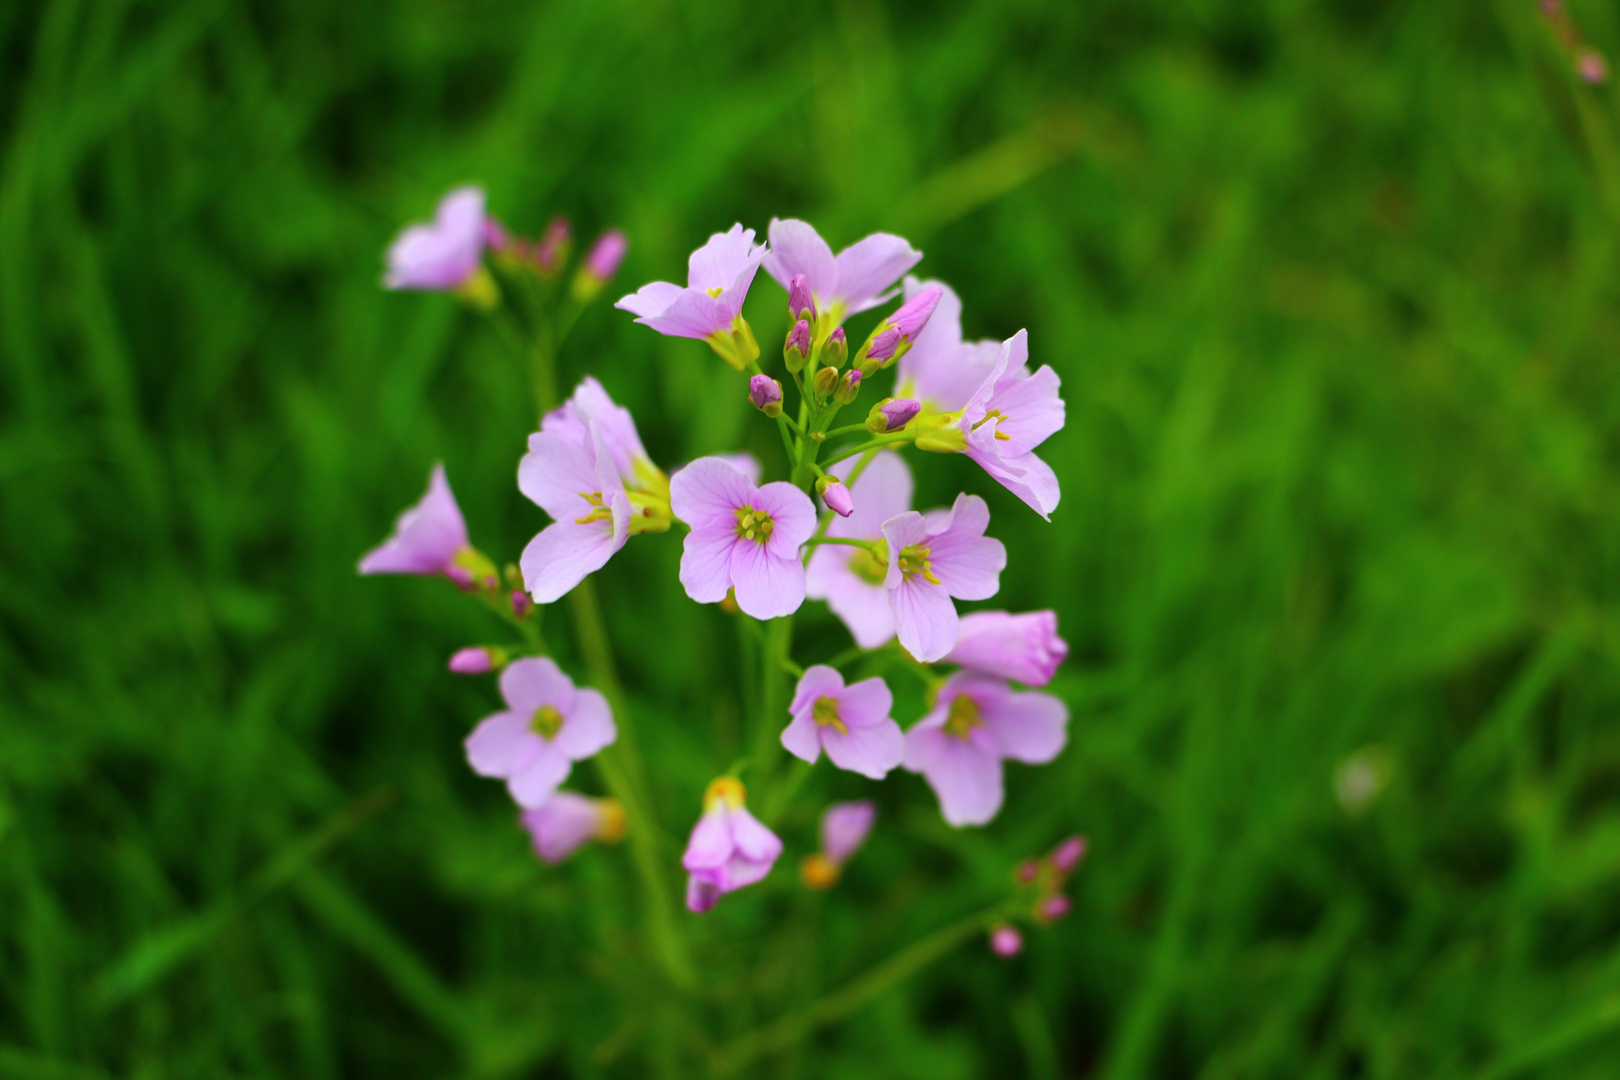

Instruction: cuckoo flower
[805,452,914,649]
[781,666,903,779]
[894,277,1004,412]
[669,457,817,619]
[881,494,1007,662]
[465,658,617,808]
[684,777,783,912]
[902,671,1068,826]
[801,800,877,889]
[520,793,626,864]
[385,186,489,292]
[519,378,669,603]
[359,463,494,587]
[944,610,1069,687]
[916,329,1064,520]
[762,218,921,323]
[615,224,766,368]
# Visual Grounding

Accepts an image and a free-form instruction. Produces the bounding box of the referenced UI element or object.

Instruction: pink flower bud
[748,374,784,417]
[448,647,495,675]
[819,800,875,864]
[865,326,902,363]
[887,283,943,340]
[788,273,817,322]
[1579,49,1609,84]
[584,229,627,280]
[511,590,534,618]
[784,319,812,373]
[879,397,921,432]
[1052,835,1087,873]
[834,368,861,405]
[536,217,571,272]
[817,476,854,518]
[1036,894,1071,923]
[825,326,848,366]
[990,925,1024,957]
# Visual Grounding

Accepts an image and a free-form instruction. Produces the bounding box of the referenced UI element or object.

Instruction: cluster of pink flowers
[361,195,1077,913]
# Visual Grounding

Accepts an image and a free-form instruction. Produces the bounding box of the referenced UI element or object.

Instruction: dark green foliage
[5,0,1620,1076]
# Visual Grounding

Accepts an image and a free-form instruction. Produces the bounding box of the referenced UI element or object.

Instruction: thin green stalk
[803,536,873,550]
[753,616,793,785]
[820,433,913,468]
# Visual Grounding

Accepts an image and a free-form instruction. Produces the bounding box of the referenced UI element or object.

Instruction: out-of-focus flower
[520,793,626,863]
[572,230,628,300]
[1579,48,1609,83]
[801,800,876,888]
[1051,835,1087,874]
[448,646,507,675]
[944,610,1068,687]
[616,224,766,368]
[464,657,617,808]
[669,456,817,619]
[684,777,782,912]
[1035,894,1072,923]
[781,666,903,779]
[902,672,1068,826]
[763,218,922,323]
[990,925,1024,957]
[359,463,495,588]
[880,494,1006,662]
[385,186,489,292]
[805,453,914,649]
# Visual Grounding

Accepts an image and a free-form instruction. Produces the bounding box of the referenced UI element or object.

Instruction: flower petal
[926,494,1006,601]
[614,279,684,319]
[521,793,601,863]
[729,540,807,619]
[358,463,470,575]
[919,737,1004,827]
[555,687,616,760]
[833,232,922,314]
[985,689,1069,764]
[728,807,784,863]
[789,664,846,715]
[499,656,577,714]
[518,432,605,521]
[507,743,572,808]
[880,511,932,589]
[688,224,761,292]
[751,481,818,556]
[890,578,960,662]
[780,711,824,764]
[763,218,837,298]
[838,676,895,728]
[465,711,540,778]
[669,456,752,527]
[520,519,624,604]
[828,452,913,541]
[822,718,904,779]
[636,288,722,338]
[683,810,733,871]
[678,527,738,605]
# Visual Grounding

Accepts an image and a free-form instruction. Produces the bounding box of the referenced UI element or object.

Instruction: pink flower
[519,378,670,603]
[781,666,903,779]
[465,658,617,808]
[669,457,817,619]
[520,793,626,864]
[943,610,1068,687]
[881,495,1007,662]
[762,218,921,321]
[901,671,1068,826]
[615,224,766,340]
[385,186,489,291]
[990,925,1024,957]
[894,277,1004,411]
[359,463,480,581]
[683,777,783,912]
[1052,835,1087,874]
[916,330,1064,521]
[820,800,876,864]
[805,453,914,649]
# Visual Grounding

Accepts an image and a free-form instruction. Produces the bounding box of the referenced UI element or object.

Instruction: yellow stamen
[943,695,982,741]
[530,705,564,738]
[812,696,849,735]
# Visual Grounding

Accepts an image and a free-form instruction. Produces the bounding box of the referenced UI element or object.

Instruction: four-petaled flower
[359,463,493,587]
[465,657,617,808]
[520,792,626,864]
[670,457,817,620]
[901,671,1068,826]
[763,218,921,324]
[616,225,767,367]
[683,777,783,912]
[781,665,903,779]
[805,452,915,649]
[385,186,489,292]
[881,494,1007,662]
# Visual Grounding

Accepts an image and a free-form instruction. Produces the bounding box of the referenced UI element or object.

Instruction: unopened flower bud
[1015,858,1040,885]
[834,368,861,405]
[788,273,817,323]
[816,475,854,518]
[511,590,534,618]
[572,229,627,300]
[1035,894,1072,923]
[825,326,848,367]
[1052,835,1088,874]
[865,397,921,434]
[448,646,507,674]
[864,326,902,365]
[535,217,571,274]
[888,283,944,340]
[813,364,838,398]
[784,319,812,373]
[990,925,1024,957]
[748,374,784,418]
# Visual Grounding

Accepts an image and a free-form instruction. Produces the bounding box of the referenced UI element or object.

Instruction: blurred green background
[7,0,1620,1076]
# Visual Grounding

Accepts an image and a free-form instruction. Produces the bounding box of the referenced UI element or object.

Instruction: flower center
[703,776,747,812]
[573,490,613,525]
[812,696,849,735]
[734,506,775,544]
[943,695,982,741]
[530,705,564,739]
[973,408,1012,441]
[848,540,889,585]
[898,544,941,586]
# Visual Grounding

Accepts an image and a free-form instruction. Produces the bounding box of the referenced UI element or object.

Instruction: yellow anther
[943,695,982,741]
[530,705,565,739]
[734,505,775,544]
[812,696,849,735]
[703,776,747,812]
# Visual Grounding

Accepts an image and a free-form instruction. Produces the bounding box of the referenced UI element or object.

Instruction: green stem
[753,616,794,786]
[710,902,1013,1075]
[820,434,913,469]
[803,536,873,550]
[822,423,868,439]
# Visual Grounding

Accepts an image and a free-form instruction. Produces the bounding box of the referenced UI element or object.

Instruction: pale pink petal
[920,737,1004,827]
[751,481,818,557]
[822,718,904,779]
[820,801,876,864]
[985,689,1069,764]
[945,610,1067,686]
[828,452,913,541]
[890,578,960,662]
[716,852,773,890]
[683,810,733,871]
[763,218,837,298]
[780,711,824,764]
[880,511,932,589]
[729,541,806,619]
[687,224,760,292]
[499,656,577,714]
[964,447,1061,520]
[984,364,1064,454]
[520,519,625,604]
[465,711,540,777]
[669,456,752,526]
[507,743,572,808]
[678,528,738,605]
[521,794,601,863]
[686,875,721,912]
[714,246,768,325]
[832,233,922,314]
[819,567,897,649]
[614,279,684,319]
[638,289,722,338]
[518,433,604,521]
[728,807,783,863]
[385,186,486,290]
[358,463,470,575]
[926,495,1006,601]
[838,676,894,727]
[673,452,760,487]
[789,665,846,714]
[555,687,616,760]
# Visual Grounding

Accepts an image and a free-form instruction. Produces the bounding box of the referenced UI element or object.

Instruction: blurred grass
[6,0,1620,1076]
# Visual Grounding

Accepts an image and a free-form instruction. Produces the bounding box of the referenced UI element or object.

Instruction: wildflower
[893,277,1004,412]
[465,657,617,808]
[615,224,767,369]
[881,494,1006,662]
[915,330,1064,521]
[520,792,626,864]
[762,218,921,323]
[748,374,784,417]
[448,646,507,675]
[856,283,944,374]
[943,610,1068,687]
[519,378,669,603]
[683,777,782,912]
[801,800,876,889]
[384,186,490,293]
[1051,835,1087,874]
[359,463,495,587]
[989,925,1024,957]
[781,665,903,779]
[816,475,854,518]
[669,456,817,619]
[510,590,533,618]
[805,452,915,649]
[901,671,1068,826]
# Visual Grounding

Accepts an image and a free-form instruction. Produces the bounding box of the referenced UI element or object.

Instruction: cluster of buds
[989,834,1087,957]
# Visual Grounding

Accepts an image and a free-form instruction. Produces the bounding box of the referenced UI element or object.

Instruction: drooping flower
[669,456,817,620]
[683,777,783,912]
[915,329,1064,520]
[762,218,922,323]
[894,277,1004,412]
[781,666,903,779]
[901,671,1068,826]
[800,799,876,889]
[520,792,627,864]
[943,610,1068,687]
[385,186,490,292]
[359,463,495,587]
[465,658,617,808]
[519,377,670,603]
[805,452,915,649]
[881,494,1007,662]
[615,224,767,368]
